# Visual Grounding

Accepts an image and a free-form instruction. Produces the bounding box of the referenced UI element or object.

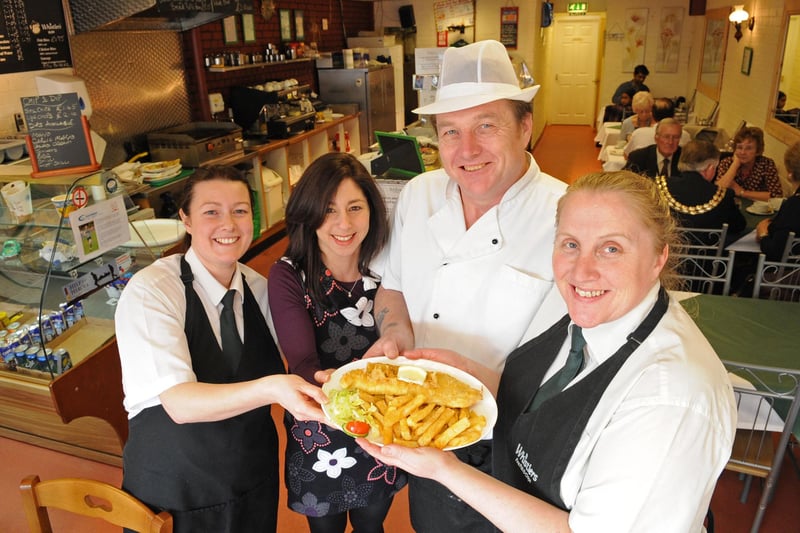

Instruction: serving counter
[0,114,361,465]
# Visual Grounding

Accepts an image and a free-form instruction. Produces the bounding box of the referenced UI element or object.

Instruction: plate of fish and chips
[323,356,497,450]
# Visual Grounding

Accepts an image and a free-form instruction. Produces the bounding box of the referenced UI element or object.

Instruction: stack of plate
[140,159,182,183]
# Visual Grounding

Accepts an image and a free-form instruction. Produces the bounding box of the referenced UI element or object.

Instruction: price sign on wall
[0,0,71,74]
[500,7,519,49]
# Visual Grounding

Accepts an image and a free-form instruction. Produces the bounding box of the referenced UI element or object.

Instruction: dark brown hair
[284,152,389,307]
[431,99,532,129]
[732,126,765,155]
[179,165,252,249]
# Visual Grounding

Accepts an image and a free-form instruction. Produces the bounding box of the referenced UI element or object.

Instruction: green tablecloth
[680,293,800,437]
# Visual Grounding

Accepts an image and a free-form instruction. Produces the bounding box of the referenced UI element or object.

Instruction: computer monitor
[374,131,425,179]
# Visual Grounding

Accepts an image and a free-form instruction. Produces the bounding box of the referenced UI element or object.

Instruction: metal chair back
[676,224,729,257]
[752,253,800,302]
[780,231,800,263]
[674,249,735,295]
[723,361,800,533]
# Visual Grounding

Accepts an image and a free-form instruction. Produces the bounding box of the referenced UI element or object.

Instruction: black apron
[123,257,286,533]
[494,288,669,510]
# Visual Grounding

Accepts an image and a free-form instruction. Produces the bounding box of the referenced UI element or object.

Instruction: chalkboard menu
[0,0,71,74]
[159,0,254,11]
[21,92,100,177]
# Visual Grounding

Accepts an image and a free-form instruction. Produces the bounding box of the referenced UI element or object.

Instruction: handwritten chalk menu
[21,92,97,174]
[0,0,71,74]
[158,0,254,12]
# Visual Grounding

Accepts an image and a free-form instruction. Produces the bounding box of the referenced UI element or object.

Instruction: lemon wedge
[397,365,427,385]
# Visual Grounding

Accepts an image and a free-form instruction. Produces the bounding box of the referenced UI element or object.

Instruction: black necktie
[529,326,586,411]
[660,158,670,177]
[220,289,242,372]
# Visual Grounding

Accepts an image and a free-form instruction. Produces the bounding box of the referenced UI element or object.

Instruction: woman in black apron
[356,171,736,531]
[116,166,327,532]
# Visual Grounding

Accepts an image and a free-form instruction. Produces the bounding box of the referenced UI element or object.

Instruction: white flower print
[340,297,375,327]
[362,276,378,292]
[312,447,357,479]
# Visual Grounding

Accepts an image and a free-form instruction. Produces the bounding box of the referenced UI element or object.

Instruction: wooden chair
[752,254,800,302]
[723,362,800,533]
[20,475,172,532]
[674,249,735,295]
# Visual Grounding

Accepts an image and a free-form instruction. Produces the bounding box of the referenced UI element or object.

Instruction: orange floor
[3,126,799,532]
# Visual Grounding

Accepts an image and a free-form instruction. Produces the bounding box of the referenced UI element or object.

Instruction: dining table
[595,122,627,172]
[677,292,800,440]
[725,198,775,254]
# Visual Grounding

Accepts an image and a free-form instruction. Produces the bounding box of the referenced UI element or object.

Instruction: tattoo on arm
[375,308,389,332]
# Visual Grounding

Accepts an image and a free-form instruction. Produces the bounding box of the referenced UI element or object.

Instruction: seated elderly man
[656,139,746,238]
[624,98,691,156]
[624,118,683,178]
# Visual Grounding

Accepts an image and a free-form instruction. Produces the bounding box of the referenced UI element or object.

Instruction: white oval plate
[123,219,186,248]
[322,356,497,450]
[141,160,181,173]
[746,205,773,216]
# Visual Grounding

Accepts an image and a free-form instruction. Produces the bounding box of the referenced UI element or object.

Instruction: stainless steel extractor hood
[67,0,254,33]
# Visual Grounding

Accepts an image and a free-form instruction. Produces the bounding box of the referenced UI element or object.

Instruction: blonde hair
[556,171,681,289]
[631,91,654,113]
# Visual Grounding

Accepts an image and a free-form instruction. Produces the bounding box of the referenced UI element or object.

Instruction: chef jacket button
[491,238,498,245]
[433,313,440,319]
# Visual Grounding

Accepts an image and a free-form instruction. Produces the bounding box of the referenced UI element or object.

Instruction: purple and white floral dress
[268,258,407,518]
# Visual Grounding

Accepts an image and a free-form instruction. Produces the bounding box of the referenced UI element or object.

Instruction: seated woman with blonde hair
[619,92,654,141]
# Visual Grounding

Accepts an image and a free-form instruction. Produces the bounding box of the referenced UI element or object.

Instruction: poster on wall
[433,0,474,33]
[0,0,71,74]
[702,17,726,74]
[500,7,519,49]
[622,8,648,72]
[656,7,683,73]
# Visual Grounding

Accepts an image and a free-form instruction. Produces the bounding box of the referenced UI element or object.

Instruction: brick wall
[184,0,375,120]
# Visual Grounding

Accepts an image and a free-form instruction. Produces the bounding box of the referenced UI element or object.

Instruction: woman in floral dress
[268,152,405,533]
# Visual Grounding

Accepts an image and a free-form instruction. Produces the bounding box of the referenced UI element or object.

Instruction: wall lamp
[729,5,754,42]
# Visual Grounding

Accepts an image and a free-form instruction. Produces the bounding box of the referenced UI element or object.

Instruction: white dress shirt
[534,284,737,531]
[115,248,272,418]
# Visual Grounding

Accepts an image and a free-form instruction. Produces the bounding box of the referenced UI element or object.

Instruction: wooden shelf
[206,57,312,73]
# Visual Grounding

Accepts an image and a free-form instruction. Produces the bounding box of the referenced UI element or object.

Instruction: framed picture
[294,10,305,42]
[223,16,238,44]
[741,46,753,76]
[279,9,292,42]
[242,13,256,43]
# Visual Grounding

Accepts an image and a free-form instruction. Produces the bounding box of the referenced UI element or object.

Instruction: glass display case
[0,169,184,463]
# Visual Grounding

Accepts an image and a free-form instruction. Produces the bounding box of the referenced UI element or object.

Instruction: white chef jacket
[380,154,567,373]
[115,248,272,418]
[536,285,736,531]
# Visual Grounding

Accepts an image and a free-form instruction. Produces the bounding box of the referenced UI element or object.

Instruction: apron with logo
[494,288,669,509]
[123,257,286,532]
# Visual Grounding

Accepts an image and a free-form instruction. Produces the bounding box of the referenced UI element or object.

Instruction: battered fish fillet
[339,362,482,408]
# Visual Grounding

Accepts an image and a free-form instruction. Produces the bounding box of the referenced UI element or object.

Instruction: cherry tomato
[343,420,370,437]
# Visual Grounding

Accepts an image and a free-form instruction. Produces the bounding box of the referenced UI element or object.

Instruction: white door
[550,16,601,125]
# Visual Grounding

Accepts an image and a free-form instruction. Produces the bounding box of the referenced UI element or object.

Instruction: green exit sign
[568,2,588,15]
